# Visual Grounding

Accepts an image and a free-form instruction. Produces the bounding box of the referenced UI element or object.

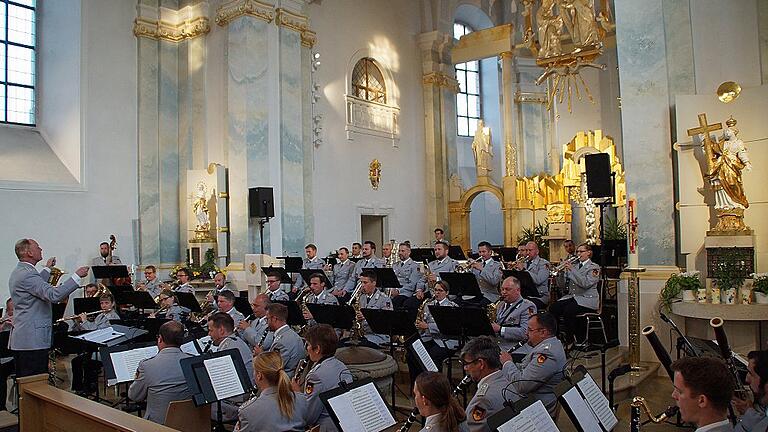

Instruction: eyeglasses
[576,249,589,253]
[459,358,481,367]
[158,297,170,301]
[527,327,545,333]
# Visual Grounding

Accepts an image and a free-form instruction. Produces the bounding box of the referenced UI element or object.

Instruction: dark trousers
[0,360,15,410]
[13,349,48,378]
[71,351,101,392]
[549,297,595,343]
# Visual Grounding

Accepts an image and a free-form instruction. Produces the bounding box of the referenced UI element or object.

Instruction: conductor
[9,239,89,377]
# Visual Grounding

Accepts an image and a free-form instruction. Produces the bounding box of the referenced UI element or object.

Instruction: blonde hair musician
[236,351,308,432]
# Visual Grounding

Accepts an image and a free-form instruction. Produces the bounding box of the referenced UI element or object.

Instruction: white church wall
[0,0,138,299]
[307,0,427,253]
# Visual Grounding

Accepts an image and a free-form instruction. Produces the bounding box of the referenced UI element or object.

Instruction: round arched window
[351,58,386,104]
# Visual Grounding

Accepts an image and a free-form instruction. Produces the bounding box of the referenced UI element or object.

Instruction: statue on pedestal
[192,181,213,241]
[471,120,493,178]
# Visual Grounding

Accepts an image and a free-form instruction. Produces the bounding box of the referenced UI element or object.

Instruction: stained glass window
[454,22,480,137]
[1,0,36,125]
[351,57,386,104]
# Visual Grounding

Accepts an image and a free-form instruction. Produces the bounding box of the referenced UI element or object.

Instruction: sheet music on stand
[204,355,245,400]
[73,326,124,344]
[320,378,396,432]
[405,334,438,372]
[576,373,617,431]
[181,335,215,355]
[103,343,159,386]
[557,371,617,432]
[492,400,560,432]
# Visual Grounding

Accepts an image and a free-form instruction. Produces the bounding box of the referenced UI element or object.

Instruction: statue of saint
[471,120,493,177]
[193,181,211,233]
[709,117,751,211]
[558,0,599,46]
[536,0,563,59]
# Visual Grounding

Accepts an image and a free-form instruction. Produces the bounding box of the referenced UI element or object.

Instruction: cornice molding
[215,0,277,26]
[276,7,315,47]
[134,2,211,42]
[422,72,460,93]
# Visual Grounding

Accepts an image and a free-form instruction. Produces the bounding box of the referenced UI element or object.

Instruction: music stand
[305,304,355,330]
[447,246,466,261]
[298,269,332,289]
[349,257,364,263]
[503,270,539,299]
[555,370,618,432]
[404,333,439,373]
[176,292,203,313]
[274,301,308,327]
[276,257,303,273]
[262,266,292,284]
[92,265,130,280]
[429,305,494,340]
[100,340,159,408]
[367,268,402,289]
[438,272,482,298]
[234,297,253,318]
[115,291,158,311]
[410,248,436,263]
[138,317,170,340]
[320,377,396,432]
[494,247,518,262]
[487,398,561,432]
[107,284,134,298]
[73,298,100,315]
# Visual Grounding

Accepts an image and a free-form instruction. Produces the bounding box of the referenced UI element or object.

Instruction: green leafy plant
[660,271,702,312]
[603,216,627,240]
[752,273,768,295]
[517,221,550,260]
[711,253,746,292]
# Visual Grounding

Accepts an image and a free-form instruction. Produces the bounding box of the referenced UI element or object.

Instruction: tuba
[48,267,65,286]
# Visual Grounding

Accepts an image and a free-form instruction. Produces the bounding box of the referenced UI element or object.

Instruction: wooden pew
[18,374,177,431]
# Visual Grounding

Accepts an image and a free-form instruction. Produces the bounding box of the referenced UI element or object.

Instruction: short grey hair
[14,239,32,260]
[460,336,501,369]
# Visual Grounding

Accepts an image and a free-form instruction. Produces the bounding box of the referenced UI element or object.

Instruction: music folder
[488,399,560,432]
[367,268,401,289]
[91,265,130,279]
[503,270,538,299]
[320,377,396,432]
[73,297,100,315]
[556,371,618,432]
[180,348,252,406]
[298,269,333,290]
[69,324,148,350]
[274,300,308,327]
[405,333,438,373]
[429,305,494,339]
[100,340,159,386]
[438,272,482,298]
[175,292,203,313]
[107,284,134,298]
[409,248,436,263]
[234,296,253,318]
[261,266,292,283]
[305,303,355,330]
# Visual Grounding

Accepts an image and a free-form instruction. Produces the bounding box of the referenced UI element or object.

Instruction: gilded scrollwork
[215,0,276,26]
[422,72,460,93]
[133,16,210,42]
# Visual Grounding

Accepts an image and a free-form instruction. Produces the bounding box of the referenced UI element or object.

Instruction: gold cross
[686,113,722,175]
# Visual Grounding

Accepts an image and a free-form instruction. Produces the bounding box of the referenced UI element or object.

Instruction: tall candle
[627,196,639,268]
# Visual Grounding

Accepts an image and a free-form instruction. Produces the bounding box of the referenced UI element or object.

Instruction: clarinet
[294,358,309,382]
[257,327,270,348]
[202,339,214,353]
[630,398,642,432]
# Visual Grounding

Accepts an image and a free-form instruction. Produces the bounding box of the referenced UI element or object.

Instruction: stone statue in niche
[193,181,213,240]
[709,116,751,212]
[471,120,493,177]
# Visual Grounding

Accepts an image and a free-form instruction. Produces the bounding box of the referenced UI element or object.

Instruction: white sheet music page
[109,345,159,385]
[562,386,602,432]
[180,339,199,356]
[576,374,618,431]
[204,355,245,400]
[495,400,559,432]
[412,338,439,372]
[75,326,124,343]
[327,382,396,432]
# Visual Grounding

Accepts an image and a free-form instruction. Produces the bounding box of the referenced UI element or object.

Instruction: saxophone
[487,299,501,323]
[348,283,365,340]
[630,396,679,432]
[414,298,431,329]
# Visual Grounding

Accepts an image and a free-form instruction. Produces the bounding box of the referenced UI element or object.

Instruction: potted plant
[711,254,746,305]
[661,271,702,311]
[752,273,768,304]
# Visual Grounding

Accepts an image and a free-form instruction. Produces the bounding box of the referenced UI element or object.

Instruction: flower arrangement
[660,271,702,311]
[752,273,768,295]
[169,248,220,281]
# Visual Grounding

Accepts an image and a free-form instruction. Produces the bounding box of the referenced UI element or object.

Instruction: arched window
[351,57,386,104]
[1,0,36,125]
[454,22,480,137]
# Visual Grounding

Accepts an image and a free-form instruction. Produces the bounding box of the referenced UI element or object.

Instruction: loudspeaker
[584,153,612,198]
[249,187,274,218]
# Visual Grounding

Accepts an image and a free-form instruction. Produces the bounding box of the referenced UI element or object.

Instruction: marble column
[499,52,520,246]
[614,0,675,266]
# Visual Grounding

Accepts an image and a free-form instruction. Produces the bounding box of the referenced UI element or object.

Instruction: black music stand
[92,265,130,280]
[487,398,561,432]
[503,270,538,299]
[115,291,158,311]
[305,304,355,331]
[429,305,493,341]
[349,257,363,263]
[274,301,308,327]
[368,268,402,289]
[298,269,332,289]
[494,247,519,262]
[277,257,304,273]
[262,266,292,284]
[107,284,134,298]
[439,272,482,298]
[138,318,170,340]
[181,348,253,430]
[410,248,436,263]
[100,340,158,408]
[405,333,439,373]
[448,246,467,261]
[74,298,100,314]
[176,292,202,313]
[234,297,254,318]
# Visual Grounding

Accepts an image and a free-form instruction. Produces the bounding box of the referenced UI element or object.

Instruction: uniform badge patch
[305,382,314,395]
[471,406,486,421]
[592,269,600,276]
[537,354,546,364]
[528,306,535,317]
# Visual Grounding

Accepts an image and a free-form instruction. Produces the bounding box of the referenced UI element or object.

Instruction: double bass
[108,234,132,287]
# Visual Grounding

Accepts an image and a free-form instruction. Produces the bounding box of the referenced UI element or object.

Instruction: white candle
[627,196,639,268]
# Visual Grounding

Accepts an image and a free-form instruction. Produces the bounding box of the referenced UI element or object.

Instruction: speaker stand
[258,217,270,255]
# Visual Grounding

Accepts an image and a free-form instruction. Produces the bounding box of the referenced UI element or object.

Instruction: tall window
[351,57,386,104]
[1,0,36,126]
[454,22,480,137]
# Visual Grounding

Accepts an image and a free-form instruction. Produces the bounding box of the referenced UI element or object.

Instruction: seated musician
[237,294,274,349]
[302,273,338,326]
[513,241,550,309]
[411,281,458,379]
[208,311,255,421]
[342,241,385,301]
[173,268,194,293]
[293,324,352,431]
[150,289,189,322]
[389,243,422,310]
[137,265,163,299]
[350,242,363,259]
[492,276,536,353]
[414,241,457,303]
[294,243,325,293]
[70,293,121,394]
[461,336,507,432]
[0,299,14,412]
[253,303,306,377]
[206,271,233,311]
[127,321,192,424]
[549,243,599,344]
[414,372,468,432]
[84,283,99,297]
[470,241,503,302]
[671,357,734,432]
[329,247,354,296]
[734,350,768,432]
[236,351,308,432]
[265,271,290,302]
[217,290,245,327]
[553,240,577,298]
[355,270,393,347]
[500,312,565,416]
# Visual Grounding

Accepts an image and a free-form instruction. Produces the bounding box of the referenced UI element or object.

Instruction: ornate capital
[216,0,276,26]
[134,2,211,42]
[276,8,315,47]
[422,72,460,93]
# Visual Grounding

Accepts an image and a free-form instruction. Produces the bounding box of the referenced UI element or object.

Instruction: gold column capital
[134,3,211,42]
[499,51,514,60]
[422,72,460,93]
[216,0,276,26]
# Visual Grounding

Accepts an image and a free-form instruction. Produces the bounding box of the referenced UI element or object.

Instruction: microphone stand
[660,312,699,357]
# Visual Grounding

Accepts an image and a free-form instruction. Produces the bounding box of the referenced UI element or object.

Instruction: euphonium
[48,267,65,286]
[630,396,679,432]
[94,283,108,297]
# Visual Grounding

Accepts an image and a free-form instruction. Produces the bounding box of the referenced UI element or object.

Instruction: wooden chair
[164,399,211,432]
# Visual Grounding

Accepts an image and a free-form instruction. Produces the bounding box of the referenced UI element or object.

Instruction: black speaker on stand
[584,153,616,272]
[249,187,274,254]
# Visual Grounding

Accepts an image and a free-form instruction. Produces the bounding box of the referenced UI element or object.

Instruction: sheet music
[562,386,601,432]
[327,382,396,432]
[496,400,559,432]
[412,338,438,372]
[181,339,199,356]
[576,374,618,431]
[181,336,213,355]
[74,326,124,344]
[204,355,245,401]
[108,345,159,385]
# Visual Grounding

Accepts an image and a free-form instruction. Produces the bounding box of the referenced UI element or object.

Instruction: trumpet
[550,256,580,276]
[507,253,529,269]
[455,258,477,273]
[56,310,101,323]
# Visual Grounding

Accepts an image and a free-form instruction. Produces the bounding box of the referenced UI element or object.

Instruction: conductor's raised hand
[75,266,90,278]
[45,257,56,269]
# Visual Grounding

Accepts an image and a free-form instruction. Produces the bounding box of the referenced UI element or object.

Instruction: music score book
[321,378,395,432]
[107,345,159,386]
[494,400,559,432]
[576,374,617,431]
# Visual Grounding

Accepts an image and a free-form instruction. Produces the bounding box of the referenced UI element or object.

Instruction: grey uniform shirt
[421,298,459,349]
[345,257,385,293]
[218,334,255,385]
[331,260,355,291]
[160,303,189,322]
[271,325,307,377]
[392,258,421,297]
[295,257,325,289]
[267,287,290,302]
[417,257,458,292]
[465,370,508,432]
[305,289,339,326]
[240,316,274,349]
[525,256,551,303]
[471,259,503,301]
[143,278,164,298]
[359,290,393,345]
[237,387,308,432]
[303,356,352,431]
[175,283,194,294]
[502,336,566,416]
[735,406,767,432]
[225,307,246,328]
[73,309,120,331]
[211,284,235,310]
[128,346,192,424]
[495,298,537,351]
[419,414,469,432]
[561,259,600,310]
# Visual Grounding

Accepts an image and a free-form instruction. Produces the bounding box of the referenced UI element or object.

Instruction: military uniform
[295,257,325,289]
[550,258,600,342]
[218,334,254,385]
[699,420,735,432]
[271,324,306,377]
[160,303,189,322]
[465,370,508,432]
[494,297,537,352]
[128,346,192,424]
[305,289,339,326]
[70,308,122,393]
[237,388,308,432]
[417,257,457,292]
[358,290,393,345]
[143,278,164,298]
[267,287,290,302]
[224,307,246,328]
[471,258,503,302]
[419,414,469,432]
[210,284,235,310]
[392,258,422,297]
[239,316,274,349]
[174,283,194,294]
[345,256,385,293]
[331,259,355,291]
[502,336,566,416]
[524,256,551,304]
[736,407,766,432]
[73,309,120,331]
[303,356,352,431]
[421,298,459,350]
